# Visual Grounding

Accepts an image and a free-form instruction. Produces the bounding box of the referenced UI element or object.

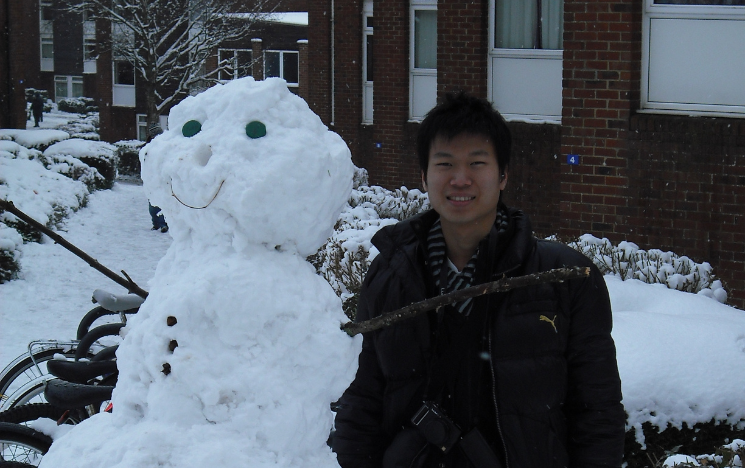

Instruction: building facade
[1,0,308,142]
[307,0,745,308]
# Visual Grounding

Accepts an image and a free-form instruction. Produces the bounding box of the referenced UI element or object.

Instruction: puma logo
[539,314,558,333]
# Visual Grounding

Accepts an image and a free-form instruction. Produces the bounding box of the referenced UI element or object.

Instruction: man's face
[422,132,507,234]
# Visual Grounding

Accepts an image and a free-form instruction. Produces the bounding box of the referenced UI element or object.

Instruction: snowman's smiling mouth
[169,178,225,210]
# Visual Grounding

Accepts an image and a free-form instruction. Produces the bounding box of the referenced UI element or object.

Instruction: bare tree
[66,0,277,134]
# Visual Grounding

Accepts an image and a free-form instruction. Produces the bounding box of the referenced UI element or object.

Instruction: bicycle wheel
[0,349,76,410]
[0,461,40,467]
[0,404,80,426]
[0,422,51,465]
[0,378,52,411]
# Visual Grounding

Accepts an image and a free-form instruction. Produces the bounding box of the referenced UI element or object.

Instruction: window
[363,0,374,124]
[113,61,135,107]
[495,0,563,49]
[54,76,83,102]
[409,1,437,121]
[641,0,745,117]
[40,36,54,71]
[488,0,564,123]
[264,50,299,87]
[40,1,54,71]
[137,114,148,141]
[83,16,96,74]
[218,49,253,81]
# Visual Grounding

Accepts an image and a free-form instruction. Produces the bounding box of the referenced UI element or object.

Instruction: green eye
[182,120,202,137]
[245,121,266,139]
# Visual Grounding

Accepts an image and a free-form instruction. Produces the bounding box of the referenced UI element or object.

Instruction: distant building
[0,0,308,142]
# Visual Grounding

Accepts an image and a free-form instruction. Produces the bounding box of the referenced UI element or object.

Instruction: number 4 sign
[567,154,580,165]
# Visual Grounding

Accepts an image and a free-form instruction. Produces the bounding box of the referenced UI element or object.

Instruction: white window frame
[488,0,563,124]
[112,61,135,107]
[54,76,84,102]
[137,114,148,141]
[263,50,299,87]
[409,0,437,122]
[363,0,374,124]
[83,19,96,74]
[40,1,54,71]
[640,0,745,118]
[217,48,253,81]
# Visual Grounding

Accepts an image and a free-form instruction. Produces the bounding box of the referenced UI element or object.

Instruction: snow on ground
[1,180,745,464]
[0,181,171,364]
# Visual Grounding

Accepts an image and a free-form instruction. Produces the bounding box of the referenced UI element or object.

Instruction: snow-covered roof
[225,12,308,26]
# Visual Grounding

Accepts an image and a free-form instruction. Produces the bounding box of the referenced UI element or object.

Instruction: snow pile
[569,234,726,302]
[609,275,745,438]
[40,77,361,468]
[0,129,69,150]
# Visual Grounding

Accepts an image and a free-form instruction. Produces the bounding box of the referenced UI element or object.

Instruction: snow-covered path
[0,182,171,364]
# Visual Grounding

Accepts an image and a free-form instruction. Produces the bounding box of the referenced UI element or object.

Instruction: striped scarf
[427,209,510,315]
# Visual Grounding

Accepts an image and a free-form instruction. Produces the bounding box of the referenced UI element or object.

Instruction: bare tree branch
[341,267,591,336]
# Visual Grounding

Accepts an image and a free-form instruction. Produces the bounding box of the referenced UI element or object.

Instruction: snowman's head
[141,78,353,256]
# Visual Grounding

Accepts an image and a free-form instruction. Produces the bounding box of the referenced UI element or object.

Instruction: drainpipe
[330,0,334,126]
[4,0,14,127]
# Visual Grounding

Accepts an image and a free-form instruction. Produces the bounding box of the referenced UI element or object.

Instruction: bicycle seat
[92,289,145,312]
[47,359,118,384]
[44,379,114,409]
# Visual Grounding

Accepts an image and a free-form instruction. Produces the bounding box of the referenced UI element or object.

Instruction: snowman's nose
[192,142,212,166]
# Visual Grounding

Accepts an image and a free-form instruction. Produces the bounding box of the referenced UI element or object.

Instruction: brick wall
[507,123,563,238]
[307,0,332,124]
[437,0,489,97]
[626,115,745,308]
[365,0,416,189]
[560,0,642,239]
[1,0,40,129]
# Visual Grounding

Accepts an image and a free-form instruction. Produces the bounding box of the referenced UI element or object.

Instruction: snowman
[40,77,361,467]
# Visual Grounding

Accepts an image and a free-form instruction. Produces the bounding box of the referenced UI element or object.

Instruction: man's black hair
[417,92,511,178]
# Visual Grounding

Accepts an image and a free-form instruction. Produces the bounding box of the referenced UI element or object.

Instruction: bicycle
[0,422,52,466]
[0,289,141,411]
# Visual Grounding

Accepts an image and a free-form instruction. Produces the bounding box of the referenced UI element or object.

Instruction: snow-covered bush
[309,171,429,319]
[0,223,22,282]
[0,153,88,243]
[0,129,70,152]
[568,234,727,303]
[55,113,100,141]
[57,97,97,114]
[114,140,146,178]
[44,139,117,188]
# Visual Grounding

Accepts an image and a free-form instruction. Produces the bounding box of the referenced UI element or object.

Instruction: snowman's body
[40,78,360,467]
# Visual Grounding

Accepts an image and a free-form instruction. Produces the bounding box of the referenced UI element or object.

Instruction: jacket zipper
[488,317,510,468]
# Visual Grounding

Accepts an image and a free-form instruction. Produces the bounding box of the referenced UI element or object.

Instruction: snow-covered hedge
[57,97,98,114]
[0,129,69,152]
[44,139,117,188]
[568,234,727,303]
[54,112,100,141]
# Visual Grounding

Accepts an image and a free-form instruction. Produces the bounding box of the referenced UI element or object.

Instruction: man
[332,92,625,468]
[31,93,44,127]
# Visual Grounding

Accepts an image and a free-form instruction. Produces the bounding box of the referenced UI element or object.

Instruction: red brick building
[307,0,745,308]
[1,0,308,142]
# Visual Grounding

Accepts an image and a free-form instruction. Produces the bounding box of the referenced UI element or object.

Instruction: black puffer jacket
[333,207,625,468]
